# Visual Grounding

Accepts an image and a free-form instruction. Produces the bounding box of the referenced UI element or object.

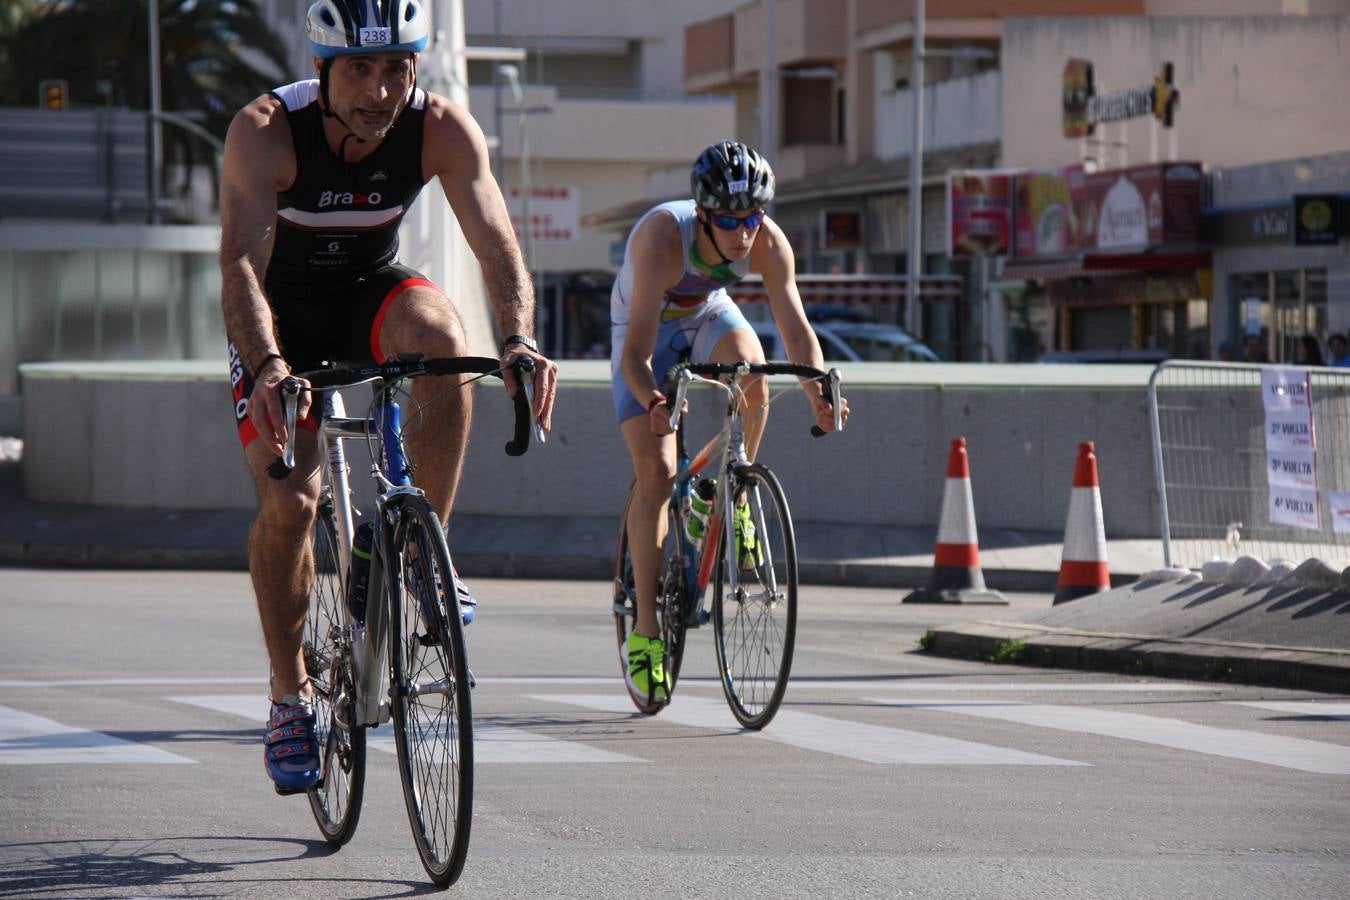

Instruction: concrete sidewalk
[2,460,1346,693]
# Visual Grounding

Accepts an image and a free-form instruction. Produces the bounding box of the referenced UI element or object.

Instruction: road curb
[926,621,1350,693]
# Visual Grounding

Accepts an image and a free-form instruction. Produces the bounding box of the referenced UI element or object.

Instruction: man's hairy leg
[379,287,471,525]
[245,437,321,703]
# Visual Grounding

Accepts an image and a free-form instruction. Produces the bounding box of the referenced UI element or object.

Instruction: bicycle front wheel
[713,463,798,730]
[389,498,473,887]
[304,504,366,845]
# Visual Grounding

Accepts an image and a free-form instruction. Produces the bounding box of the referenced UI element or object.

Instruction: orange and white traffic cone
[903,437,1007,605]
[1054,441,1111,605]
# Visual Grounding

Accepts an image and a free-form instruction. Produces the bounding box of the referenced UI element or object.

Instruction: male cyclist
[612,140,849,703]
[220,0,557,794]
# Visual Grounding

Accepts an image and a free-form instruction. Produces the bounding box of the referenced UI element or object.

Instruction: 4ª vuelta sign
[1262,367,1318,530]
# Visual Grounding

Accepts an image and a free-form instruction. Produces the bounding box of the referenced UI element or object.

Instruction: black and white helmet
[691,140,775,211]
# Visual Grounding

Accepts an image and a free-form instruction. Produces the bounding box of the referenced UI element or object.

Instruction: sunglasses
[709,210,765,232]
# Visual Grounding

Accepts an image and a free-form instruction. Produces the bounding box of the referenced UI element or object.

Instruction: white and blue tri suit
[609,200,755,422]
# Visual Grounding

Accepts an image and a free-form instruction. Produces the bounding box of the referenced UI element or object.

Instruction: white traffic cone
[1054,441,1111,605]
[903,437,1007,605]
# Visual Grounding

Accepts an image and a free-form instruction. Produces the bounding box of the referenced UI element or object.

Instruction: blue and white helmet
[306,0,431,59]
[691,140,775,212]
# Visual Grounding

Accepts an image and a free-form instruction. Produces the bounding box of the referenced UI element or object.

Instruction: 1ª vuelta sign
[1262,367,1318,530]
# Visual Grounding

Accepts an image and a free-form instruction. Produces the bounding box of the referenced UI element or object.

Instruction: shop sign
[1062,59,1179,139]
[1204,203,1293,246]
[1294,194,1340,246]
[506,185,580,243]
[1080,162,1201,250]
[1012,165,1085,258]
[946,170,1014,257]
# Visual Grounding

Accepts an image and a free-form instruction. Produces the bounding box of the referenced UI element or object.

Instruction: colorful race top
[611,200,751,326]
[265,80,429,286]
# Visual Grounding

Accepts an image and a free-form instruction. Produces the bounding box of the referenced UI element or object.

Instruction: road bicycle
[612,361,842,729]
[271,353,538,887]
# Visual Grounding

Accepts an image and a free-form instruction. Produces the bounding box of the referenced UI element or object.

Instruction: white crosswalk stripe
[533,694,1088,766]
[870,699,1350,774]
[0,704,193,765]
[169,695,642,764]
[1231,701,1350,720]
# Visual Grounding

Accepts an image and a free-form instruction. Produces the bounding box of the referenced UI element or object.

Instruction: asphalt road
[2,569,1348,898]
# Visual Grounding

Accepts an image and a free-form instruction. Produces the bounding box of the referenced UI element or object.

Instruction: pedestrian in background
[1295,335,1325,367]
[1328,333,1350,367]
[1243,334,1268,363]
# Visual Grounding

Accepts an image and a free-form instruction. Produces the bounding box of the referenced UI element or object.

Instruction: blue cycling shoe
[264,698,321,796]
[411,560,479,628]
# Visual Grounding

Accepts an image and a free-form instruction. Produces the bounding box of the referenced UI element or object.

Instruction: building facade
[998,12,1350,361]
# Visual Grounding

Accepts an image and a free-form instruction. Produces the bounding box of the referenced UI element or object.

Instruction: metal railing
[1149,360,1350,570]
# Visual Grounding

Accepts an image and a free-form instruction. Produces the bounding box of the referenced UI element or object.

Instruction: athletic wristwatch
[501,334,538,354]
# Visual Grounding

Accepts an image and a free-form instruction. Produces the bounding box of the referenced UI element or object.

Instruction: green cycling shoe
[626,632,670,703]
[732,502,764,571]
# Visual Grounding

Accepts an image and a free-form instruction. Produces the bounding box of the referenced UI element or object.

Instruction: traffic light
[39,79,69,111]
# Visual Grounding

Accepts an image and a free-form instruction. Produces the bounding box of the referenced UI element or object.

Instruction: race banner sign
[1262,367,1318,529]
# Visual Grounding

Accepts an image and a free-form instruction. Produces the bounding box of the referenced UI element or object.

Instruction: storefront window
[1228,268,1328,364]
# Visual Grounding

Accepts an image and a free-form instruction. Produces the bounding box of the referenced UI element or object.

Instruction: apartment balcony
[772,143,849,183]
[685,0,846,93]
[876,69,1001,159]
[684,13,738,93]
[468,86,732,162]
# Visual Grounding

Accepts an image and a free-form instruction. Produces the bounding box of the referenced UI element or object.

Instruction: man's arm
[752,218,848,432]
[424,94,554,427]
[621,213,684,434]
[219,94,302,452]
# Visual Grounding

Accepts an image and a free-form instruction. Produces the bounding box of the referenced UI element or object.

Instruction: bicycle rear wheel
[713,463,798,729]
[389,497,473,887]
[613,485,687,712]
[304,503,366,845]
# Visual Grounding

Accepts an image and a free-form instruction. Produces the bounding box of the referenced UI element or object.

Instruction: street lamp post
[905,0,925,335]
[147,0,163,224]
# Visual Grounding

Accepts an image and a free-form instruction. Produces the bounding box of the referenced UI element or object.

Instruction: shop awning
[1000,256,1134,282]
[1001,251,1210,282]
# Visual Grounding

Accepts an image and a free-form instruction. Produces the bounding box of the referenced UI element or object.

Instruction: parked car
[751,319,941,363]
[1037,349,1169,364]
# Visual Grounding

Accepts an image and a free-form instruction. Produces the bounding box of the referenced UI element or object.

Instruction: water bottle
[684,478,716,548]
[347,520,374,623]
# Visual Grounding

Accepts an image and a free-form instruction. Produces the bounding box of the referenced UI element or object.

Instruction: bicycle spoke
[303,509,365,846]
[714,465,797,729]
[390,500,473,887]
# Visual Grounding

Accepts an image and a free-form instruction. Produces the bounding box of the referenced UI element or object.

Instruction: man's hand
[248,358,311,457]
[501,346,557,432]
[809,390,848,433]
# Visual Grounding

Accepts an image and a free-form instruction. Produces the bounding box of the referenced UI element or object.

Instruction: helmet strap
[318,58,367,157]
[698,211,735,266]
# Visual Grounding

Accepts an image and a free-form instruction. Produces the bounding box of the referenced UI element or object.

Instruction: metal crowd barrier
[1149,360,1350,570]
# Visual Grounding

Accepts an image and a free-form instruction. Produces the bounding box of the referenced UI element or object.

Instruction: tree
[0,0,294,204]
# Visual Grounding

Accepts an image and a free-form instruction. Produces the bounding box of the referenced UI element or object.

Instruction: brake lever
[669,368,692,433]
[517,356,546,445]
[829,367,843,433]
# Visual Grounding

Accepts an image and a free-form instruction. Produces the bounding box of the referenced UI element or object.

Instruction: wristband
[647,395,667,414]
[501,334,538,355]
[254,352,287,374]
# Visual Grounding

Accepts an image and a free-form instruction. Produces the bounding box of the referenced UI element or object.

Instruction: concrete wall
[1001,15,1350,170]
[19,362,1162,538]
